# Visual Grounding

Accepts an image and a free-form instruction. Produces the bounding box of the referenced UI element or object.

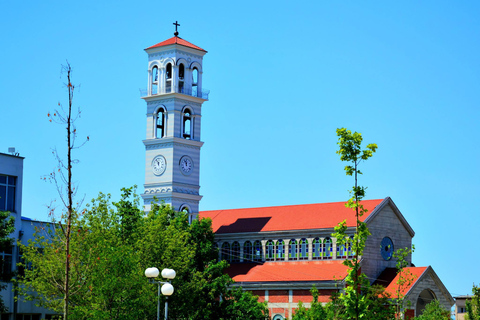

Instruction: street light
[145,267,176,320]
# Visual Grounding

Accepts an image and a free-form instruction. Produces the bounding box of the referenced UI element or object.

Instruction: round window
[380,237,394,261]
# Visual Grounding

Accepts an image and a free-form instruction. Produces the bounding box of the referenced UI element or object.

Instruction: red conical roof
[146,36,206,52]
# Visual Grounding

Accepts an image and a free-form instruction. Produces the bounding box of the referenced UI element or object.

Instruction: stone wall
[363,204,413,282]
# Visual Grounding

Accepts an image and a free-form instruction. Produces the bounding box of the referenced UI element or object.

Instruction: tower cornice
[142,92,207,103]
[143,137,204,149]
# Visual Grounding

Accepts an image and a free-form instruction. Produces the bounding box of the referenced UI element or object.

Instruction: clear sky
[1,0,479,300]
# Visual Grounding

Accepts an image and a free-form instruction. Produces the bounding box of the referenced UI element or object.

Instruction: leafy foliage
[291,287,327,320]
[466,284,480,320]
[332,128,377,319]
[17,188,268,319]
[414,299,450,320]
[392,245,416,315]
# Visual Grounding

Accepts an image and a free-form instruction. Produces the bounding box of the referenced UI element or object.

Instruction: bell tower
[141,23,208,222]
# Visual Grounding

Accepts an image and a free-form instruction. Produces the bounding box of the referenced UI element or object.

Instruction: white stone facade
[141,38,208,221]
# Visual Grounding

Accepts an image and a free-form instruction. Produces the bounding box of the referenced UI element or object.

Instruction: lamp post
[145,267,176,320]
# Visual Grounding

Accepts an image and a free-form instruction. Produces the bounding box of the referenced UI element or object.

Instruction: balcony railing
[139,87,210,100]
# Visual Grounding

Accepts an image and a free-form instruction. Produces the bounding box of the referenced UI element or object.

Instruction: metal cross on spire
[173,21,180,37]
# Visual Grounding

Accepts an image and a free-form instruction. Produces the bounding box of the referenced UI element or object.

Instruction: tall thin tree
[47,62,88,320]
[333,128,377,320]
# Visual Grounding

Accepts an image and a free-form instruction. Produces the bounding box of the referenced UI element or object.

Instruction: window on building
[192,67,199,97]
[0,175,16,212]
[323,238,332,259]
[178,64,185,93]
[289,239,297,260]
[151,66,158,95]
[165,63,172,93]
[231,241,240,263]
[166,63,172,79]
[0,244,13,281]
[337,242,347,259]
[253,240,262,262]
[183,109,192,139]
[243,241,252,262]
[156,108,165,138]
[221,242,231,262]
[276,239,285,260]
[347,237,354,258]
[312,238,321,260]
[299,238,308,260]
[178,63,185,80]
[192,67,198,84]
[266,240,274,261]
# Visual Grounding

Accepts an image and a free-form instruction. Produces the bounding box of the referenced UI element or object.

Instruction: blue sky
[1,0,479,299]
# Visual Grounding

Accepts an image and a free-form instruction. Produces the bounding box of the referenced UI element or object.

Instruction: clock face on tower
[380,237,394,261]
[152,155,166,176]
[179,155,193,175]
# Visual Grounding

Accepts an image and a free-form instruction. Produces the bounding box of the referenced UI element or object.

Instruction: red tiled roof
[146,36,206,52]
[228,260,349,283]
[384,267,427,297]
[199,199,384,234]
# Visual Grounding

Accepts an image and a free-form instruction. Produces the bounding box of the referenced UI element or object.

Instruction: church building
[141,28,454,320]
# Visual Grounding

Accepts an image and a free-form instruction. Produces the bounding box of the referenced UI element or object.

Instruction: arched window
[289,239,297,260]
[166,63,172,79]
[243,241,252,262]
[221,242,231,262]
[179,63,185,79]
[323,238,332,259]
[253,240,262,262]
[192,67,199,97]
[347,237,354,258]
[299,238,308,260]
[156,108,165,138]
[337,241,347,259]
[152,66,159,95]
[231,241,240,263]
[276,240,285,260]
[180,206,192,223]
[416,289,437,316]
[266,240,274,261]
[312,238,321,260]
[165,63,172,93]
[153,66,159,82]
[178,63,185,93]
[183,108,192,139]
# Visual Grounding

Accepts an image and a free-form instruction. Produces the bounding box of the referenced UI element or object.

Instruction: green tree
[392,245,416,317]
[466,284,480,320]
[414,299,450,320]
[291,287,327,320]
[332,128,377,320]
[363,285,395,320]
[0,210,15,313]
[18,188,268,320]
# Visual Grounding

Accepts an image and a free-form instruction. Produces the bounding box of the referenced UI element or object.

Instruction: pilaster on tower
[141,28,208,223]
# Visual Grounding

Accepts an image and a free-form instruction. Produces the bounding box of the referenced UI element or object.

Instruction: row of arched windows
[151,63,199,96]
[218,237,354,263]
[155,107,193,140]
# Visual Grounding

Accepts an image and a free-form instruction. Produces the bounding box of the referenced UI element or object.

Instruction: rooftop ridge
[146,36,207,52]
